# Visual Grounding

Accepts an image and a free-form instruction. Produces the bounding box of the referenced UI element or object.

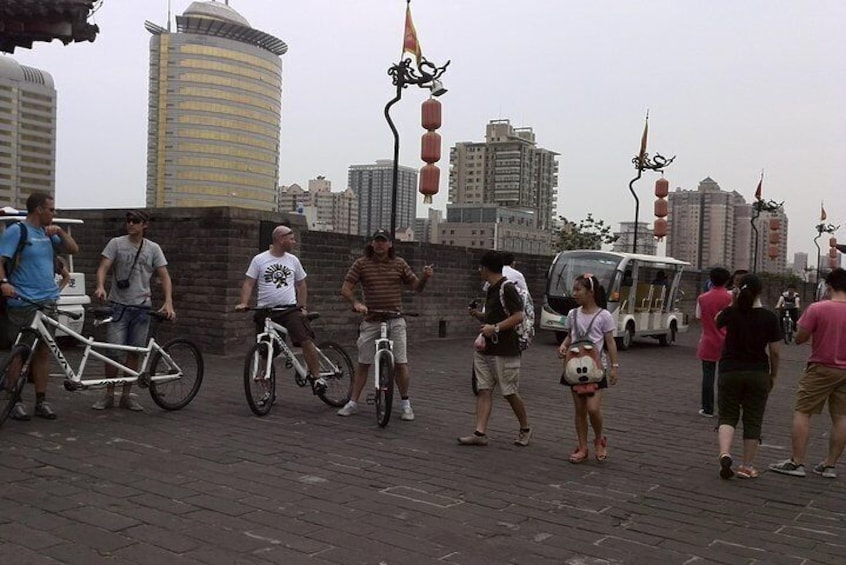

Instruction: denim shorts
[106,303,150,359]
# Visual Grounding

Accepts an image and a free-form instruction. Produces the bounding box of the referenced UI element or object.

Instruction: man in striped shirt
[338,229,434,421]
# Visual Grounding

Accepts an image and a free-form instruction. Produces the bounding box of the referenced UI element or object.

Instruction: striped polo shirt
[345,255,417,319]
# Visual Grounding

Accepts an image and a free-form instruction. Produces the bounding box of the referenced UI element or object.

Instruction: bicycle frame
[372,321,396,390]
[16,309,181,389]
[254,316,343,381]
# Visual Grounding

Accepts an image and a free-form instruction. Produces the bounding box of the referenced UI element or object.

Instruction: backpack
[562,309,605,386]
[498,280,535,351]
[1,222,30,310]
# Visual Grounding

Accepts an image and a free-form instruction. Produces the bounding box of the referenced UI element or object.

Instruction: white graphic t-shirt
[246,251,307,308]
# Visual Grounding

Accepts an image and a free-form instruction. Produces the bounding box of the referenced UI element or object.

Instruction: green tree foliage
[554,214,618,251]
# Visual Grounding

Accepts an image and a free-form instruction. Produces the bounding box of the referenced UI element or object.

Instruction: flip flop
[569,447,588,464]
[594,436,608,462]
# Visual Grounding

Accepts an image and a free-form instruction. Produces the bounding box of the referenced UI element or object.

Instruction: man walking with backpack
[0,192,79,421]
[460,250,532,446]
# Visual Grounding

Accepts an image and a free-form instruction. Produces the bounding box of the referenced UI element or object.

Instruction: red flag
[821,202,827,222]
[754,178,762,201]
[402,4,422,65]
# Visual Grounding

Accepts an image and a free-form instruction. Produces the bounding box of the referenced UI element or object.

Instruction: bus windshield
[547,252,622,298]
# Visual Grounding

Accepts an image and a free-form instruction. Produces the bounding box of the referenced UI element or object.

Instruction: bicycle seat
[149,311,171,321]
[90,306,113,320]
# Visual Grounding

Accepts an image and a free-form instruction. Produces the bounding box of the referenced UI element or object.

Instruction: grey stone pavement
[1,328,844,565]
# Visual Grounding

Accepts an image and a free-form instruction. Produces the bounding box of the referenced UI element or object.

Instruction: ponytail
[736,274,762,312]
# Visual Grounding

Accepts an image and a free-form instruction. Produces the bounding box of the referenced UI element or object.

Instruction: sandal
[736,465,759,479]
[594,436,608,462]
[569,447,589,464]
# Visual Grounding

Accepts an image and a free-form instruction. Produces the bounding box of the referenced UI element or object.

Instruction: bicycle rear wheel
[244,341,275,417]
[782,317,793,344]
[315,341,353,408]
[0,345,32,426]
[149,338,204,410]
[375,352,394,428]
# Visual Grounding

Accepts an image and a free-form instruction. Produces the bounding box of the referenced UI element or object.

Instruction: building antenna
[167,0,171,32]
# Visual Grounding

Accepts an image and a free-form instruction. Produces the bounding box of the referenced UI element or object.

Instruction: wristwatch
[0,278,8,285]
[494,323,500,333]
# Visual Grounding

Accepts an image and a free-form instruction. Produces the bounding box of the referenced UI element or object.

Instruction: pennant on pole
[402,2,422,65]
[638,113,649,162]
[820,202,827,222]
[754,177,762,201]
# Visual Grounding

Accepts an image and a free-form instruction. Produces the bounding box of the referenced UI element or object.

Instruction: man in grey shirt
[92,210,175,411]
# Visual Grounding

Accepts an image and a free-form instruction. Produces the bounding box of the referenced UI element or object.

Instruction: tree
[554,214,618,251]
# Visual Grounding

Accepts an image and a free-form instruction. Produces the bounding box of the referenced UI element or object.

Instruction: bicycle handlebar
[238,305,300,313]
[362,309,420,318]
[12,295,83,320]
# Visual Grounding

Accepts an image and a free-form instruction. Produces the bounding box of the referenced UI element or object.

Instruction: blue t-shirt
[0,221,61,306]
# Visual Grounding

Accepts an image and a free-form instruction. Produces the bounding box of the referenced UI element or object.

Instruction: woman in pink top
[696,268,733,417]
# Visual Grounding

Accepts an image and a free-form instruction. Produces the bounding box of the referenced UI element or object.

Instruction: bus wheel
[618,324,634,351]
[658,322,677,346]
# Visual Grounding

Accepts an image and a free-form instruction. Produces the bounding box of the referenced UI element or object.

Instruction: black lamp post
[384,56,448,238]
[627,143,674,254]
[750,199,783,273]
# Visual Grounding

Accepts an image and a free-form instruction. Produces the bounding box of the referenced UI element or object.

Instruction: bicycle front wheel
[0,345,32,426]
[149,338,204,411]
[782,318,793,344]
[315,341,353,408]
[244,341,275,417]
[375,351,395,428]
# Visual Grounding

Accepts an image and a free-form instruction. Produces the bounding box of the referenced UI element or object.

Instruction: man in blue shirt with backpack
[0,193,79,420]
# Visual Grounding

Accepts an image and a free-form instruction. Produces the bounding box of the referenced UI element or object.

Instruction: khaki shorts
[357,318,407,364]
[474,352,521,396]
[4,301,58,346]
[794,363,846,416]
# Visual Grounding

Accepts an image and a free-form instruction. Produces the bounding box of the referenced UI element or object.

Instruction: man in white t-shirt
[236,225,324,394]
[501,253,529,294]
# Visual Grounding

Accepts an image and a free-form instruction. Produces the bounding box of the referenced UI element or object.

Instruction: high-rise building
[751,207,789,274]
[278,177,358,235]
[0,57,55,207]
[793,252,808,277]
[348,160,417,237]
[414,208,443,244]
[612,222,656,255]
[438,204,551,254]
[145,1,287,209]
[667,177,752,271]
[449,119,559,230]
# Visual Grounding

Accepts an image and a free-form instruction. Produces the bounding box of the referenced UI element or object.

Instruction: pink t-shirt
[697,287,733,362]
[798,300,846,369]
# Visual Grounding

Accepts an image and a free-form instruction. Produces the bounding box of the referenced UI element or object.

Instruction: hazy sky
[8,0,845,261]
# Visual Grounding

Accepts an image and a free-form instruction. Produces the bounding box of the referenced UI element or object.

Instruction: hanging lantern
[654,218,668,239]
[419,98,442,204]
[831,257,840,269]
[769,231,780,244]
[830,248,838,259]
[421,98,442,130]
[420,131,441,163]
[654,199,668,218]
[830,237,838,248]
[769,217,780,231]
[768,244,779,259]
[654,177,669,198]
[419,164,440,202]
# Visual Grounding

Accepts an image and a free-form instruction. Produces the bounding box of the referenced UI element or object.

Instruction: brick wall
[63,207,811,356]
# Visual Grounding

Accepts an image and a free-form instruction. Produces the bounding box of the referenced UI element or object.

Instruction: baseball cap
[371,229,391,241]
[126,210,150,222]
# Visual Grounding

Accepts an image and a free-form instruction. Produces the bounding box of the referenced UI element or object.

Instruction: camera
[468,300,479,309]
[116,279,130,290]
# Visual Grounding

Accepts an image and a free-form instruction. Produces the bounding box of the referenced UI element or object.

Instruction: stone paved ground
[0,328,844,565]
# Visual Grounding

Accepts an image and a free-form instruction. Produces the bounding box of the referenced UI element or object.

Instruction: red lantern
[653,218,668,239]
[769,231,780,244]
[768,244,779,259]
[830,248,838,259]
[421,131,441,163]
[769,217,780,231]
[654,199,668,218]
[421,98,442,130]
[654,178,669,198]
[831,257,840,269]
[419,164,440,204]
[830,237,838,248]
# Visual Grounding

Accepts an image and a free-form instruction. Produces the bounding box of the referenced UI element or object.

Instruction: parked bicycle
[0,298,204,426]
[363,310,418,428]
[241,306,353,416]
[780,308,796,344]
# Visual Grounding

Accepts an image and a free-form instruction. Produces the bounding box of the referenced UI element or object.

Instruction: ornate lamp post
[628,114,675,253]
[384,1,449,238]
[750,198,783,273]
[814,221,839,282]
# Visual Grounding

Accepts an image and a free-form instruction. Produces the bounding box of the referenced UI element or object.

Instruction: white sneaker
[400,405,415,421]
[337,401,358,417]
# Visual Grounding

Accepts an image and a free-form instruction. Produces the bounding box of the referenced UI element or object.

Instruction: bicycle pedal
[137,373,151,389]
[63,380,83,392]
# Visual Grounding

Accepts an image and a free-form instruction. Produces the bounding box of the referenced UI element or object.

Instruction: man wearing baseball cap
[338,229,434,420]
